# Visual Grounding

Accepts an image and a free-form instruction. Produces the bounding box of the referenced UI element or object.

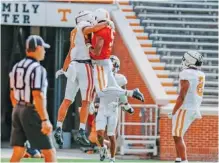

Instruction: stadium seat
[145,26,218,33]
[154,41,218,48]
[134,6,218,13]
[138,13,218,20]
[157,48,218,55]
[161,56,218,63]
[135,33,149,40]
[149,34,218,41]
[142,20,218,26]
[120,0,218,116]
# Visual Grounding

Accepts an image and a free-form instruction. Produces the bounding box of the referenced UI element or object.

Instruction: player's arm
[172,80,190,115]
[62,53,71,71]
[89,36,104,56]
[83,22,108,35]
[62,29,76,71]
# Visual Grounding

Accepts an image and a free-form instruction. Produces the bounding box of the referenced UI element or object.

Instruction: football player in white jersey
[96,87,144,163]
[168,51,205,163]
[88,56,135,155]
[94,55,143,163]
[54,10,113,147]
[110,55,134,114]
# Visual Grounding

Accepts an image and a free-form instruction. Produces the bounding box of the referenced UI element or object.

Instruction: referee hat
[26,35,50,51]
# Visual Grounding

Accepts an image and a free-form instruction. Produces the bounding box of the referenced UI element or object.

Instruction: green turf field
[1,158,170,163]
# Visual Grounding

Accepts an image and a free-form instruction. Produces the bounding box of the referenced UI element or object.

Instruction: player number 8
[197,76,204,97]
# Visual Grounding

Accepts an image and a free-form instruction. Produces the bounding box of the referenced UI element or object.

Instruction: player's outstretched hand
[132,88,145,102]
[55,69,64,79]
[41,120,53,136]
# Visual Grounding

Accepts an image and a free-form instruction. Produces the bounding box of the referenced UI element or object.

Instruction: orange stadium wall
[112,29,218,161]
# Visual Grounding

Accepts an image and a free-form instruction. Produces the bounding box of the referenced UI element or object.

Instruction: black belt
[18,101,34,107]
[72,59,92,64]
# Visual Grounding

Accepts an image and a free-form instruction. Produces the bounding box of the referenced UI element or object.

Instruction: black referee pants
[10,104,54,149]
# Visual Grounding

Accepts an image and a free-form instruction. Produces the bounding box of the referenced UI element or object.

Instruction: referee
[9,35,57,162]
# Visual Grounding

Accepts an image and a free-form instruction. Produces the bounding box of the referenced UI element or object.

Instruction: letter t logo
[58,9,71,22]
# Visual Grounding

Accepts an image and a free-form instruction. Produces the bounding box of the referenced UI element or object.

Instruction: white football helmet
[110,55,120,73]
[181,50,203,70]
[94,8,110,23]
[75,10,96,25]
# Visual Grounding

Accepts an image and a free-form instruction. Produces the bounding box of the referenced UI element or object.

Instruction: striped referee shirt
[9,56,48,104]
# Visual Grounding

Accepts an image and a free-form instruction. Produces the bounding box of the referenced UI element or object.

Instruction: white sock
[110,157,115,161]
[56,121,63,129]
[181,160,188,163]
[126,90,133,97]
[79,123,86,130]
[175,158,181,162]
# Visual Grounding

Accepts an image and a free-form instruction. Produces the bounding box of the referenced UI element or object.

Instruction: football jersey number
[109,29,115,50]
[16,68,24,89]
[70,28,77,48]
[197,76,204,96]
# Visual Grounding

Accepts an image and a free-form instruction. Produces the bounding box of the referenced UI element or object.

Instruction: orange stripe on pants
[174,109,182,136]
[100,66,106,88]
[97,66,103,91]
[89,64,94,100]
[85,64,91,101]
[179,110,187,137]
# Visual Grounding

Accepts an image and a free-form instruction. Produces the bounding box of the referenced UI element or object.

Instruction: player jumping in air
[54,10,114,147]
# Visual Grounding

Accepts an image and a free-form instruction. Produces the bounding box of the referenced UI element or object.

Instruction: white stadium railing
[118,104,159,156]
